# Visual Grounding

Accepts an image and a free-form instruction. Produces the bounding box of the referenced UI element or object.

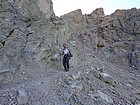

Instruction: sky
[52,0,140,16]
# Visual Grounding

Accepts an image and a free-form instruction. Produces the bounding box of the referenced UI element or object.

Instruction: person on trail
[61,44,72,71]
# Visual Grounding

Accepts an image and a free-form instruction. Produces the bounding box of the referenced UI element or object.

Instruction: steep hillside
[0,0,140,105]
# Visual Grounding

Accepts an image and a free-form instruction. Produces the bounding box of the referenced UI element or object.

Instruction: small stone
[64,77,73,85]
[96,67,103,72]
[85,69,91,74]
[24,78,27,80]
[23,72,25,75]
[135,102,140,105]
[89,67,94,70]
[135,90,140,95]
[70,40,76,47]
[63,92,72,101]
[71,80,83,92]
[88,93,100,100]
[93,70,100,78]
[99,73,115,86]
[72,72,81,80]
[17,88,28,105]
[87,53,92,56]
[32,101,42,105]
[126,83,132,88]
[0,75,5,83]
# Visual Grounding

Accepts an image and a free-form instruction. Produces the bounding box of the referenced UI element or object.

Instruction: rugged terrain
[0,0,140,105]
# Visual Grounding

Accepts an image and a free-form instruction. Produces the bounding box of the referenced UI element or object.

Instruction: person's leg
[66,55,70,70]
[67,61,69,70]
[63,56,67,71]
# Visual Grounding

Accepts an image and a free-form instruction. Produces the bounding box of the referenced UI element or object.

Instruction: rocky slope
[0,0,140,105]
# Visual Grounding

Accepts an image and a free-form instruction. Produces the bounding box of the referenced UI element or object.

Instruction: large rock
[12,0,55,21]
[88,90,114,104]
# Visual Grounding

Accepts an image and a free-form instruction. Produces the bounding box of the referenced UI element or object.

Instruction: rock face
[0,0,140,105]
[12,0,54,21]
[98,8,140,69]
[82,8,140,69]
[0,0,28,76]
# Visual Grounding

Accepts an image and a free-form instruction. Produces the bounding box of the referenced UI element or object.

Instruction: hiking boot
[65,69,69,71]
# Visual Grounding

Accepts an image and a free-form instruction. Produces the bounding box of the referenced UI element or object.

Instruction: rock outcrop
[98,8,140,69]
[11,0,54,20]
[79,8,140,69]
[0,0,140,105]
[0,0,28,76]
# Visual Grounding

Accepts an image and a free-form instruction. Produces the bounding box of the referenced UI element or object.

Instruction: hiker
[61,44,72,71]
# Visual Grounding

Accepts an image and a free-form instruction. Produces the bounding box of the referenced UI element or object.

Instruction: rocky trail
[0,56,140,105]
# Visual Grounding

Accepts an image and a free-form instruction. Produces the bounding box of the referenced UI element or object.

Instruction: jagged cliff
[0,0,140,105]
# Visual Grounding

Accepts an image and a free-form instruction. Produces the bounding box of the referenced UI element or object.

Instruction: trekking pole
[60,53,61,70]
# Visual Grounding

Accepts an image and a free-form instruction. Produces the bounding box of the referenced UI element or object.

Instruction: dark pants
[63,54,69,71]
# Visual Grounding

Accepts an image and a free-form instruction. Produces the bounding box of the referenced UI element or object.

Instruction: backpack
[68,50,73,58]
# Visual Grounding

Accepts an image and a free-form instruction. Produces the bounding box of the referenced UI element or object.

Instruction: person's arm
[60,50,64,55]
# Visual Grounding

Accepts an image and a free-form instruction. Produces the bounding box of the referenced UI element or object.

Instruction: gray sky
[52,0,140,16]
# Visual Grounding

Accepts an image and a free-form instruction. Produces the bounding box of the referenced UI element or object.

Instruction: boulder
[88,90,113,104]
[97,90,113,104]
[99,73,115,85]
[51,51,60,61]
